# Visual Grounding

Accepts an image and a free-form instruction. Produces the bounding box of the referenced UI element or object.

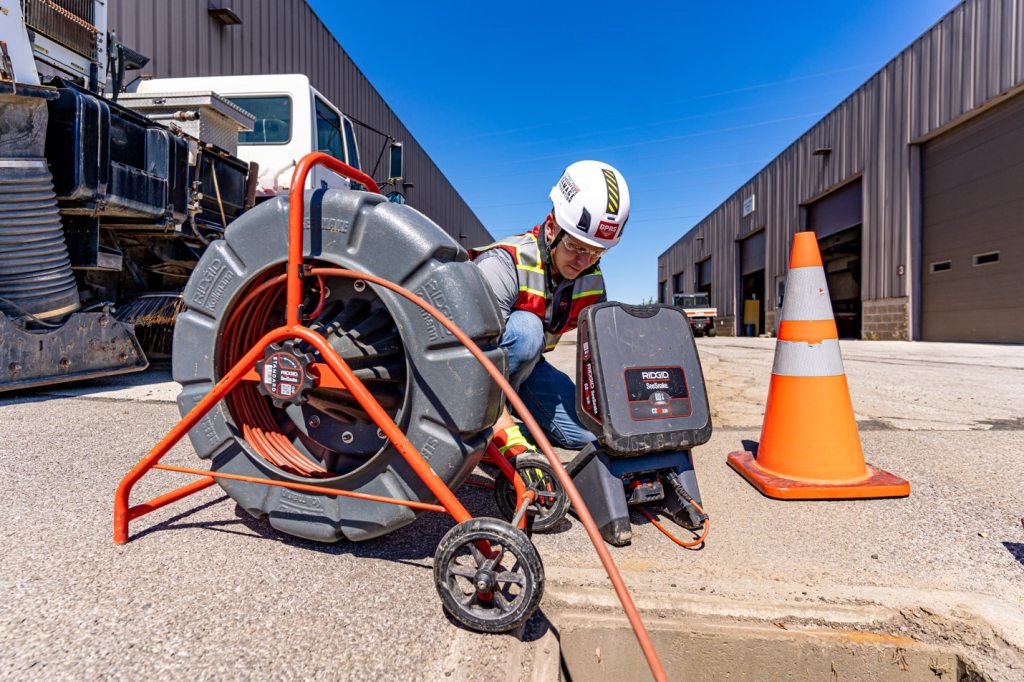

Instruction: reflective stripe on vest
[543,270,603,351]
[472,226,606,347]
[471,227,547,317]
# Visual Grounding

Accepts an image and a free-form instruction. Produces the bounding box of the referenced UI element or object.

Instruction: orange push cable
[310,268,668,682]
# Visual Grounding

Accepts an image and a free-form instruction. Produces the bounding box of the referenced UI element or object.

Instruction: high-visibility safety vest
[471,226,605,349]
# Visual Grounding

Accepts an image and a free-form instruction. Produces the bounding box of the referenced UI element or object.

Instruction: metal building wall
[107,0,492,247]
[657,0,1024,337]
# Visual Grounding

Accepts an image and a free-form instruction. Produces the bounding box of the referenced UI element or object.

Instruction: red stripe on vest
[472,225,604,336]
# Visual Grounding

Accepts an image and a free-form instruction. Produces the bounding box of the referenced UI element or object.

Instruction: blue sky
[310,1,956,303]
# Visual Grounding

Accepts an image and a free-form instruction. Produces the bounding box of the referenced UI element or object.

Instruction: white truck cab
[136,74,361,196]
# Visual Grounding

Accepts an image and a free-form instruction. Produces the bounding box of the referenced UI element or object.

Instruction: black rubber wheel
[493,453,568,533]
[706,327,717,337]
[433,517,544,633]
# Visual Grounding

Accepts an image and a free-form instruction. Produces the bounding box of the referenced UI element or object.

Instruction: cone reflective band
[727,231,910,499]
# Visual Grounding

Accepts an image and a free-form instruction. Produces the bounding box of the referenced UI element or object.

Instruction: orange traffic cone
[727,231,910,499]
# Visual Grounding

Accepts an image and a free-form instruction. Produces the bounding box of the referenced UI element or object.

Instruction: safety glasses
[559,234,605,260]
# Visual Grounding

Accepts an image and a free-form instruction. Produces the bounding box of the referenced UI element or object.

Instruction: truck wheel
[172,189,506,542]
[707,327,717,338]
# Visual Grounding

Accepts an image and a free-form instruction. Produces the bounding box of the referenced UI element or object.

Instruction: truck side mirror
[388,141,404,182]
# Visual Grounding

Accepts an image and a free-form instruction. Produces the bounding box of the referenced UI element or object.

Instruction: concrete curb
[540,568,1024,680]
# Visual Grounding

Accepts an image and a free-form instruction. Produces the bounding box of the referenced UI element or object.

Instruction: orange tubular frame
[113,152,667,682]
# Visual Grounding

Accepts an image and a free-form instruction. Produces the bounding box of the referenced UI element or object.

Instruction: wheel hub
[474,569,496,593]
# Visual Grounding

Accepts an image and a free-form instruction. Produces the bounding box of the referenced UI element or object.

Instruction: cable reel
[172,189,506,542]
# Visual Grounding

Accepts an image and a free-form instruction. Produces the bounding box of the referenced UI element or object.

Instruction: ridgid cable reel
[172,188,508,543]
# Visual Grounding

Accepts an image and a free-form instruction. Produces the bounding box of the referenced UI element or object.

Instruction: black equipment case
[568,302,713,545]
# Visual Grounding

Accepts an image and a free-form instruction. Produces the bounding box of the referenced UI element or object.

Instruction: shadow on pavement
[125,474,538,567]
[1,365,174,402]
[1003,542,1024,567]
[126,495,247,543]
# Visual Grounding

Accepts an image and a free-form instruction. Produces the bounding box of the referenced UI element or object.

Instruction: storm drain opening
[547,611,988,681]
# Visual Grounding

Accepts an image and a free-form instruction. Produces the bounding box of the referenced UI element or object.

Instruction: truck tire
[172,189,506,542]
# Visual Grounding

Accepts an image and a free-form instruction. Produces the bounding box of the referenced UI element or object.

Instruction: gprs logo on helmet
[548,160,631,250]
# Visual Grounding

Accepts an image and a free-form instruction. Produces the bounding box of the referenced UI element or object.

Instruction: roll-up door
[807,180,862,239]
[696,258,713,297]
[921,93,1024,343]
[739,230,766,335]
[806,181,863,338]
[740,230,765,275]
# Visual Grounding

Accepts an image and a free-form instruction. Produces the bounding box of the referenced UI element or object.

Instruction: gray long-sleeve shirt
[473,248,521,322]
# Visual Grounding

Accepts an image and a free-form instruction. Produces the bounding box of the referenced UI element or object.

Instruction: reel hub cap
[255,340,315,407]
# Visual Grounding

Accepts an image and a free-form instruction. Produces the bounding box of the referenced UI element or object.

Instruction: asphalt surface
[2,335,1023,679]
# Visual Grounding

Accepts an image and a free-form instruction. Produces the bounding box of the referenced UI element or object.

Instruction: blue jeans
[500,310,597,450]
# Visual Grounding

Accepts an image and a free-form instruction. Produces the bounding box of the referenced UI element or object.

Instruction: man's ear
[544,215,557,243]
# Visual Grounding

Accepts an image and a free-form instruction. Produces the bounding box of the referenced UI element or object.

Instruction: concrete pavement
[1,335,1022,679]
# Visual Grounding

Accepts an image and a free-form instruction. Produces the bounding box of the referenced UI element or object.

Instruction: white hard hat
[548,160,630,249]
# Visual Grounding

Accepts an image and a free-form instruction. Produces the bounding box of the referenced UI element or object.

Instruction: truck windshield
[674,294,709,308]
[229,96,291,144]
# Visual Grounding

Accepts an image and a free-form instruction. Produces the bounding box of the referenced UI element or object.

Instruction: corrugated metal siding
[657,0,1024,334]
[107,0,491,247]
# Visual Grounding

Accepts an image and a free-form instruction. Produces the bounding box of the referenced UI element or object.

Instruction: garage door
[807,179,862,239]
[922,93,1024,343]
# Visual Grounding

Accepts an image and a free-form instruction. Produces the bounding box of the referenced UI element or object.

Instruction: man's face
[545,216,606,280]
